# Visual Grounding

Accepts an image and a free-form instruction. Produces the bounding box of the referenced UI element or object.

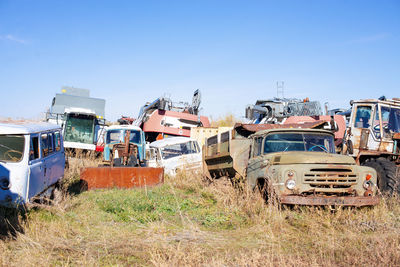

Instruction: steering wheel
[373,122,389,131]
[4,149,23,161]
[308,145,328,152]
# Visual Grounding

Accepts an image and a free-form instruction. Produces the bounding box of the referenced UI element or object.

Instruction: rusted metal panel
[279,195,379,206]
[80,167,164,189]
[234,121,325,133]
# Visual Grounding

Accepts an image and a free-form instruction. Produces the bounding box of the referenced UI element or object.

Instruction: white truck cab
[148,137,202,176]
[0,122,65,207]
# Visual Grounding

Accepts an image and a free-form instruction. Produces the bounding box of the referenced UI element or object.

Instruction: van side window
[54,131,61,151]
[41,134,49,157]
[48,133,54,154]
[30,136,40,160]
[253,137,263,157]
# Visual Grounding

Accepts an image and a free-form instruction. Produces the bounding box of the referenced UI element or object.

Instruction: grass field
[0,158,399,266]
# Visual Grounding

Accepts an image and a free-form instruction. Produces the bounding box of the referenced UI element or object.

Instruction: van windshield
[264,132,335,154]
[0,135,25,162]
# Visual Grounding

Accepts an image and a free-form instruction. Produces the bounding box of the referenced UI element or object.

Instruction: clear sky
[0,0,399,121]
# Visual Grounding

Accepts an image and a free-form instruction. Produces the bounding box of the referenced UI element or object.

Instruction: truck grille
[304,168,357,189]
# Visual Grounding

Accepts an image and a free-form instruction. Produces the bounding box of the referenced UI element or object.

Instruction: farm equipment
[203,124,379,207]
[46,87,106,153]
[245,97,323,124]
[135,89,210,142]
[80,127,163,190]
[342,97,400,195]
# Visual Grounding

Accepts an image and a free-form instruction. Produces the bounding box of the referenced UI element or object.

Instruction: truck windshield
[0,135,25,162]
[264,133,335,154]
[64,114,95,144]
[160,141,198,160]
[106,130,141,144]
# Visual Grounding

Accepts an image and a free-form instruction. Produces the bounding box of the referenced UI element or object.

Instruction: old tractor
[80,125,164,190]
[342,97,400,195]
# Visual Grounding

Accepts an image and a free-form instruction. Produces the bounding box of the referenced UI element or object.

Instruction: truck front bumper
[279,195,380,207]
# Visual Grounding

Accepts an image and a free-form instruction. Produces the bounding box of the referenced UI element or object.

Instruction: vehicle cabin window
[379,106,400,137]
[264,133,335,154]
[54,131,61,151]
[253,137,263,157]
[0,134,25,162]
[30,136,40,160]
[354,106,372,128]
[47,133,54,154]
[41,133,50,157]
[106,130,122,143]
[129,130,141,144]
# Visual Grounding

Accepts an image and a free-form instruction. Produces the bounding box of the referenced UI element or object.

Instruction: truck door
[28,134,45,200]
[247,136,264,179]
[349,105,373,155]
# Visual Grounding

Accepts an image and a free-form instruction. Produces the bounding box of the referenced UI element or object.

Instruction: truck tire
[256,178,280,207]
[362,158,399,196]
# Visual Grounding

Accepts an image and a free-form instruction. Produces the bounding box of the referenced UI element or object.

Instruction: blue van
[0,122,65,207]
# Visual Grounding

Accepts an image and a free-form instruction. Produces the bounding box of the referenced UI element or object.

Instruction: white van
[148,137,202,176]
[0,122,65,207]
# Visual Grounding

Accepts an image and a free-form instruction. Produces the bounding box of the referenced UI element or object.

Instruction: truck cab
[103,125,146,165]
[343,98,400,195]
[247,129,378,206]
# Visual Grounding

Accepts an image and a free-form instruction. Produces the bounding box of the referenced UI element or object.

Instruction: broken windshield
[64,114,95,144]
[0,135,25,162]
[264,132,335,154]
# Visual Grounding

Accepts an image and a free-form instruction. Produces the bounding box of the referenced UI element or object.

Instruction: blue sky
[0,0,399,121]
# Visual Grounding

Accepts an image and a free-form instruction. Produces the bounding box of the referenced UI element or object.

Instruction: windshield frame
[262,132,335,154]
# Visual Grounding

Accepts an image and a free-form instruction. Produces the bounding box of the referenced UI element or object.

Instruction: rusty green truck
[203,124,379,206]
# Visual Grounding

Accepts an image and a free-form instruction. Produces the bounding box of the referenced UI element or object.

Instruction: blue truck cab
[0,122,65,207]
[103,125,146,164]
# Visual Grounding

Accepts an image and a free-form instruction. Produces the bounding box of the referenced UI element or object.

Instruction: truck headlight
[286,179,296,190]
[0,177,10,190]
[363,180,373,190]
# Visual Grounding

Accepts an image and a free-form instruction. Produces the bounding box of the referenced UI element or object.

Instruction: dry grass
[0,160,399,266]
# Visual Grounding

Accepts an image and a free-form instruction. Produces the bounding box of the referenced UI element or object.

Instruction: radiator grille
[304,168,357,189]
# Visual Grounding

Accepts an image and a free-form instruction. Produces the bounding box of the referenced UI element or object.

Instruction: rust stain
[80,167,164,189]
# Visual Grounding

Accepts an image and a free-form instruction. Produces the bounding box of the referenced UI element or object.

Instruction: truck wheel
[256,178,280,207]
[362,158,398,196]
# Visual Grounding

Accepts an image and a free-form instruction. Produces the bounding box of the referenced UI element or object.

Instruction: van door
[28,134,45,200]
[50,131,65,185]
[40,133,51,189]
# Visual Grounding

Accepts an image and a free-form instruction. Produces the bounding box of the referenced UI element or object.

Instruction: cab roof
[0,121,61,135]
[106,125,142,131]
[353,98,400,107]
[150,137,196,148]
[251,128,334,138]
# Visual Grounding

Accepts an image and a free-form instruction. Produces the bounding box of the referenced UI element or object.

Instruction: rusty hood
[270,152,356,165]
